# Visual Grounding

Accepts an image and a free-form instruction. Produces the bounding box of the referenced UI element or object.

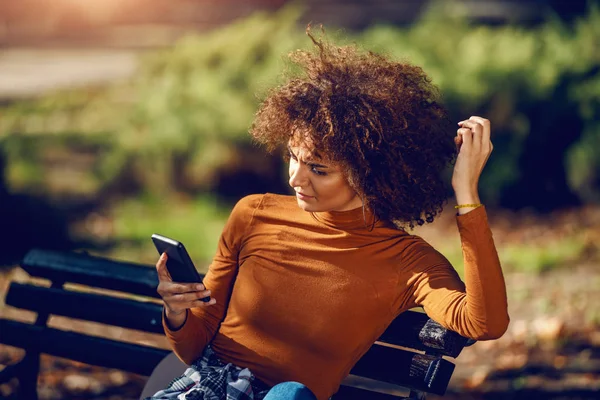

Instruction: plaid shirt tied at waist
[146,346,271,400]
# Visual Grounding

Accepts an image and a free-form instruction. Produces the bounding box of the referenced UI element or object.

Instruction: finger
[163,292,198,308]
[167,290,210,304]
[458,120,483,134]
[192,297,217,307]
[454,135,463,152]
[155,253,172,281]
[157,281,203,299]
[469,116,491,144]
[456,127,473,151]
[166,282,205,294]
[458,120,483,150]
[165,294,215,312]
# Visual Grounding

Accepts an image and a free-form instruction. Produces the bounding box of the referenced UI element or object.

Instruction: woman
[148,31,509,400]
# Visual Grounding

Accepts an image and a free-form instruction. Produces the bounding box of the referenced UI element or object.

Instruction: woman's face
[288,140,362,212]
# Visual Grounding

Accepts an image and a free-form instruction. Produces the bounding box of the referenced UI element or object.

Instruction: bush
[1,2,599,209]
[359,1,600,208]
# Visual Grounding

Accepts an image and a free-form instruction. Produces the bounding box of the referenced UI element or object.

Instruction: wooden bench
[0,249,474,399]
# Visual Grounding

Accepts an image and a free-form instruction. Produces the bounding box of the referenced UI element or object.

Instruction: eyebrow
[287,145,329,168]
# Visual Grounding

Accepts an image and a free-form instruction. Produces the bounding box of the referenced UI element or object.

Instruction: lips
[296,192,314,199]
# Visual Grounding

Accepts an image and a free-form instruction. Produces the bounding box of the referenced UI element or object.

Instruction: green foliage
[1,1,600,206]
[1,132,113,196]
[360,2,600,205]
[119,6,308,192]
[0,6,309,197]
[106,194,229,268]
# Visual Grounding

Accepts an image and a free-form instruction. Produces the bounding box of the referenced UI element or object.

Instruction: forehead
[288,134,322,157]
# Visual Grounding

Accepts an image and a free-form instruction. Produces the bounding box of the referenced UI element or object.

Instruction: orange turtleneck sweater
[163,193,509,400]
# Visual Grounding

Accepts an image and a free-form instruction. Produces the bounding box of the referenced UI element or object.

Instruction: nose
[289,161,308,189]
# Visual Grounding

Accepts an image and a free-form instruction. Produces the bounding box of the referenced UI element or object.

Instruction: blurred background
[0,0,599,398]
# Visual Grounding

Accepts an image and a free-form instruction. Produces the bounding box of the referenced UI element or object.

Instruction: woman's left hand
[451,116,493,202]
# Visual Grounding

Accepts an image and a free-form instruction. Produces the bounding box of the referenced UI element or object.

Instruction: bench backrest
[1,249,473,398]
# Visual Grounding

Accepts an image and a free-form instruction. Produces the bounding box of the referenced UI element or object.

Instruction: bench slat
[0,319,169,376]
[350,344,455,395]
[5,283,164,334]
[333,385,408,399]
[380,311,470,357]
[21,249,166,298]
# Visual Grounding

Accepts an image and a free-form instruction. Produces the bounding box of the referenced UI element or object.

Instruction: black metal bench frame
[0,249,474,399]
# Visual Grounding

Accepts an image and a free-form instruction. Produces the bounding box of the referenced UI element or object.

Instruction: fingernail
[196,284,204,291]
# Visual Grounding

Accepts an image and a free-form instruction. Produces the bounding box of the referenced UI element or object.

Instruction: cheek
[320,177,349,198]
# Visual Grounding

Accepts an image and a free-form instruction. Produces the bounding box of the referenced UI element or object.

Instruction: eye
[310,166,327,176]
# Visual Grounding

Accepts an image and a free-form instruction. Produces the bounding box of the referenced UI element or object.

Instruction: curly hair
[250,29,456,229]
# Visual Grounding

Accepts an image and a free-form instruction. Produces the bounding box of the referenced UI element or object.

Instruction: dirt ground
[1,206,599,399]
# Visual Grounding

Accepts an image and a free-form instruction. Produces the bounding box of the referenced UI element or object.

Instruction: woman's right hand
[155,253,216,329]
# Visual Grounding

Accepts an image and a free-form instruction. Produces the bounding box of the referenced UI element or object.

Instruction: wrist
[454,189,480,205]
[454,203,483,215]
[454,191,481,215]
[165,305,186,316]
[164,307,188,331]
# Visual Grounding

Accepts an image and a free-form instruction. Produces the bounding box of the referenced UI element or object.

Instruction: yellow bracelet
[454,203,483,209]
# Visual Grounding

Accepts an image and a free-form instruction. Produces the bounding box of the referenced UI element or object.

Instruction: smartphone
[151,233,210,302]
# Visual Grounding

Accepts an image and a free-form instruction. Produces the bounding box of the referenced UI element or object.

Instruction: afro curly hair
[250,28,457,229]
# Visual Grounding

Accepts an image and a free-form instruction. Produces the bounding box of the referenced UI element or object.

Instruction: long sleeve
[162,194,263,364]
[411,206,509,340]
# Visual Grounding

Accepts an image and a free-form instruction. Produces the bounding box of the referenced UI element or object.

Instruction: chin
[296,198,319,212]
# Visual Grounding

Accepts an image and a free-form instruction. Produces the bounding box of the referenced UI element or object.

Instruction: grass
[103,194,231,272]
[433,236,588,278]
[498,238,587,273]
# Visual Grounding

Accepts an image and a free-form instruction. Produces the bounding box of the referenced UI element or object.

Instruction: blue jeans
[263,381,318,400]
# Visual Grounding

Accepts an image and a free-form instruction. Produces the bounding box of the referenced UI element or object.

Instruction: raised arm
[411,117,509,340]
[161,194,263,364]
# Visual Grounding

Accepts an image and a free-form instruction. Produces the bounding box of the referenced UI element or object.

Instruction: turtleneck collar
[309,206,388,230]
